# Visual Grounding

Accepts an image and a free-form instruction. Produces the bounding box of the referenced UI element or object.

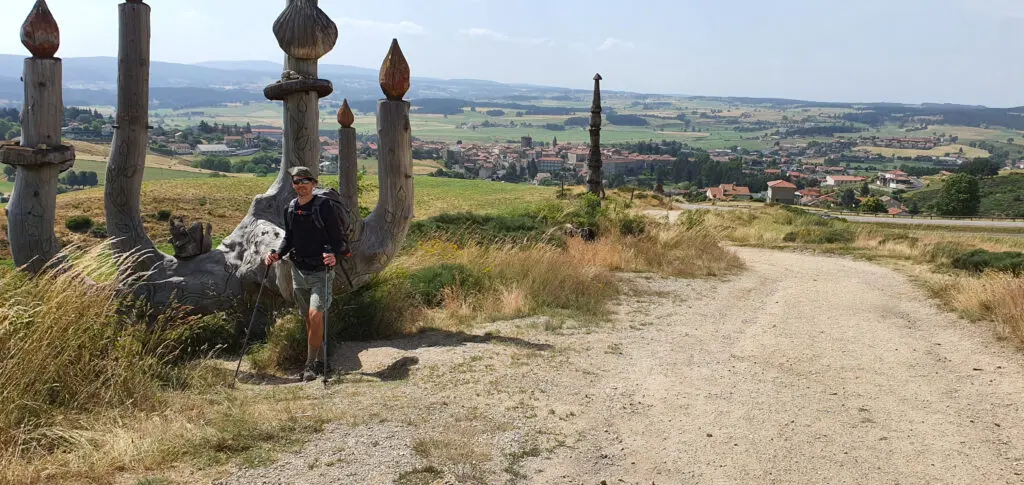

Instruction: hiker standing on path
[265,167,350,382]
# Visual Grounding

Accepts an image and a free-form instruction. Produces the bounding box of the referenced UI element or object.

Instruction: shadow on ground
[234,329,552,386]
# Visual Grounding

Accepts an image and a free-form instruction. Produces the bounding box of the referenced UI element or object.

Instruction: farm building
[824,175,868,187]
[194,144,232,156]
[767,180,797,204]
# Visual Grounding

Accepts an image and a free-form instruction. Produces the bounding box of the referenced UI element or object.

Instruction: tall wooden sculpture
[101,0,414,314]
[0,0,76,274]
[586,73,603,197]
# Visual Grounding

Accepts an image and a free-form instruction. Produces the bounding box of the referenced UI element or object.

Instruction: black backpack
[286,188,351,244]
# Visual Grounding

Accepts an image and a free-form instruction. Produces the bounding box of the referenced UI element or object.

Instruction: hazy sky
[2,0,1023,107]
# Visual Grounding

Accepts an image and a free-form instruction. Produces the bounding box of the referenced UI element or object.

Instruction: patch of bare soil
[217,248,1024,484]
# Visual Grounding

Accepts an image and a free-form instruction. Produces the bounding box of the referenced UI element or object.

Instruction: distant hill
[0,55,583,108]
[3,55,1024,133]
[908,173,1024,218]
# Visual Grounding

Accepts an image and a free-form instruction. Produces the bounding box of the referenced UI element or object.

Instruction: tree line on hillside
[842,105,1024,131]
[0,108,19,140]
[345,98,593,117]
[605,114,649,126]
[59,170,99,188]
[778,124,865,137]
[190,153,280,175]
[606,141,773,192]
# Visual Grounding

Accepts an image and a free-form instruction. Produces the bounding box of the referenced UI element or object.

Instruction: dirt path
[218,248,1024,484]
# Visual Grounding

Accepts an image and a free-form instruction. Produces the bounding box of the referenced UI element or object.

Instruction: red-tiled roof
[767,180,797,189]
[829,175,867,181]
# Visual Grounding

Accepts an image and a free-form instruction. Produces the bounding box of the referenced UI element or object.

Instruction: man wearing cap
[265,167,347,381]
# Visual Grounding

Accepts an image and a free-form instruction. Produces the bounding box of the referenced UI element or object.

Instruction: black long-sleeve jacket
[277,196,347,271]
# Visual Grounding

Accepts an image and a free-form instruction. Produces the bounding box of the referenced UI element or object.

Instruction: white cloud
[597,37,635,51]
[460,28,550,46]
[337,18,426,35]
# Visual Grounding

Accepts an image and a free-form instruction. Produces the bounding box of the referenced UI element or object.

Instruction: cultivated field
[854,144,991,159]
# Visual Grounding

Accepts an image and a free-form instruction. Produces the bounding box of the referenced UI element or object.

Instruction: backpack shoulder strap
[310,194,327,229]
[286,198,298,229]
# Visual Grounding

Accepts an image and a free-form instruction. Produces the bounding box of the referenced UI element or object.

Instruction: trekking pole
[323,245,333,388]
[235,249,275,380]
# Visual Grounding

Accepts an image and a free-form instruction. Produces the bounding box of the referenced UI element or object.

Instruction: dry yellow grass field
[855,144,990,159]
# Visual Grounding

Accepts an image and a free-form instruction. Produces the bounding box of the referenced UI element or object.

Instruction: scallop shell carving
[273,0,338,60]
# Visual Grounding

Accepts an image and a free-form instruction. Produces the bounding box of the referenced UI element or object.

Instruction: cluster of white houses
[440,136,675,182]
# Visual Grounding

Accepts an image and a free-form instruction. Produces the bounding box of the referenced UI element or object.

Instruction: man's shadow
[332,329,553,374]
[235,329,552,386]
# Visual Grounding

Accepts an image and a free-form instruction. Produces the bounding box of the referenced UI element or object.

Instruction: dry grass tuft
[0,246,346,484]
[924,273,1024,343]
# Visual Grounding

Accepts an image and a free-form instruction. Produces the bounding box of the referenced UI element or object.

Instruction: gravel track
[218,248,1024,484]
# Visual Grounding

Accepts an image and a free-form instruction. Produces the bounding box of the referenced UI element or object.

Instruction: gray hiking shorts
[291,266,334,314]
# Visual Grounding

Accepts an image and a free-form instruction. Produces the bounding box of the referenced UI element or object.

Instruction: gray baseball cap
[287,166,317,181]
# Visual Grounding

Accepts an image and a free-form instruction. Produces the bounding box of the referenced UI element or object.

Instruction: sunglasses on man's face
[292,178,314,185]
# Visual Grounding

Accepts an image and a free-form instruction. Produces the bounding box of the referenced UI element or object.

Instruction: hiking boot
[300,365,317,382]
[313,360,328,377]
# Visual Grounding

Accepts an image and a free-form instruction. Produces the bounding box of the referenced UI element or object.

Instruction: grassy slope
[907,173,1024,217]
[0,176,558,260]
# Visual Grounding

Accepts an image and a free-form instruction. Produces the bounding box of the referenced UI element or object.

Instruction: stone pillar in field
[0,0,76,274]
[586,73,603,197]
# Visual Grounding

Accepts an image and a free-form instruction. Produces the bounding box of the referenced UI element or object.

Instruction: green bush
[156,209,172,221]
[407,211,562,247]
[329,269,420,341]
[248,314,307,373]
[951,249,1024,275]
[89,222,108,238]
[782,226,856,244]
[615,213,647,237]
[408,263,484,307]
[142,311,236,364]
[926,241,973,263]
[65,215,94,233]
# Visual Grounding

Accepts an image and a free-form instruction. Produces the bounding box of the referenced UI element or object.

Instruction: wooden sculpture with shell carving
[3,0,415,316]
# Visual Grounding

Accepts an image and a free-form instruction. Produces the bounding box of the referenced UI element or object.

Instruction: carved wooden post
[101,1,414,314]
[105,0,153,260]
[586,73,603,197]
[265,0,337,184]
[334,39,414,288]
[0,0,75,274]
[337,99,362,242]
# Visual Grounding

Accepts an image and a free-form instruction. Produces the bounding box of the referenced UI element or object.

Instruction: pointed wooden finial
[380,39,410,101]
[338,99,354,128]
[21,0,60,59]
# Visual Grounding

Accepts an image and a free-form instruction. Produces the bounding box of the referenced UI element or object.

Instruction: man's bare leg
[306,309,325,369]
